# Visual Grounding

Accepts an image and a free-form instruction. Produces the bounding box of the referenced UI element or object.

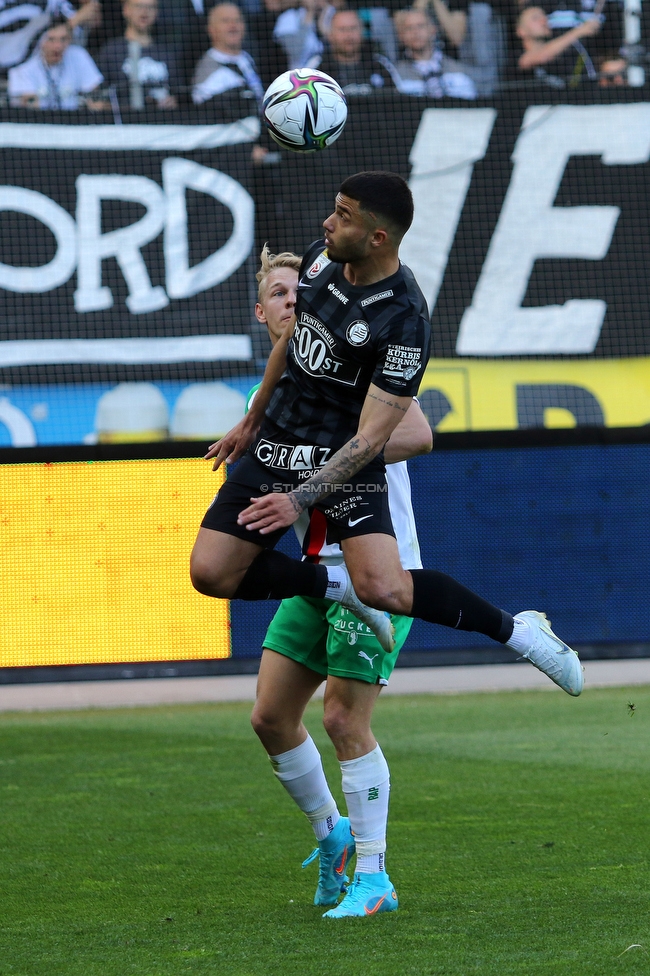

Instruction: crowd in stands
[0,0,644,112]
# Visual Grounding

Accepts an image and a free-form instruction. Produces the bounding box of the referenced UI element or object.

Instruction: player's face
[255,268,298,344]
[323,194,374,263]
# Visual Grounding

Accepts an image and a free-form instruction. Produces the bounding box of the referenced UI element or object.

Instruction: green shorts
[263,596,413,686]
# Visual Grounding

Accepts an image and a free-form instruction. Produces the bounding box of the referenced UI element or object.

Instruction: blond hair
[256,244,302,300]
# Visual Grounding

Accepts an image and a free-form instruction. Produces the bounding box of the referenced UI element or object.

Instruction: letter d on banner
[163,159,254,300]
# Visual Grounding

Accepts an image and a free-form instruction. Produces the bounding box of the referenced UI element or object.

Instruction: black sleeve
[445,0,469,12]
[371,308,431,398]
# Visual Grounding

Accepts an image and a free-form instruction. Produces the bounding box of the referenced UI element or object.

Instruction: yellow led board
[420,356,650,431]
[0,457,229,668]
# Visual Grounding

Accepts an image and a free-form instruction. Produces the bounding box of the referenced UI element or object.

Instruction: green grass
[1,686,649,976]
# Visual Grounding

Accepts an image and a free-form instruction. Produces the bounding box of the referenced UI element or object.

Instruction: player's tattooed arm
[237,383,412,533]
[288,433,377,514]
[366,389,411,414]
[288,383,413,512]
[384,399,433,464]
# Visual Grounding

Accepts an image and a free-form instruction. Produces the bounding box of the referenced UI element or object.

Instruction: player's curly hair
[256,244,302,300]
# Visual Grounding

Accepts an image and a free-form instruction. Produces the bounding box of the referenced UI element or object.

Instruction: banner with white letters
[1,94,649,444]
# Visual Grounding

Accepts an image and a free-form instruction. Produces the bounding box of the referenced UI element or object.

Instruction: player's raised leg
[191,479,395,653]
[190,528,262,598]
[340,533,583,697]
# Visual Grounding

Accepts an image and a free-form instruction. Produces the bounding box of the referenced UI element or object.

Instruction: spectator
[0,0,101,71]
[458,1,508,96]
[8,17,104,108]
[97,0,179,108]
[316,9,385,93]
[539,0,622,58]
[273,0,336,70]
[248,0,290,87]
[192,3,264,105]
[517,5,600,87]
[71,0,103,48]
[153,0,216,88]
[597,51,627,85]
[413,0,468,52]
[382,8,476,97]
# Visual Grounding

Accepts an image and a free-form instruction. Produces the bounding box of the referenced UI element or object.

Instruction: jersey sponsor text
[360,289,394,308]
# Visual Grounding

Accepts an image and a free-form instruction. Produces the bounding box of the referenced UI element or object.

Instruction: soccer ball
[262,68,348,153]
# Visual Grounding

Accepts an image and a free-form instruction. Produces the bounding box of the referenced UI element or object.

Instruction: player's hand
[204,416,259,470]
[237,493,301,534]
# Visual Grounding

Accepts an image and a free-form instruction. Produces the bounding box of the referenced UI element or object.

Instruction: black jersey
[263,241,431,453]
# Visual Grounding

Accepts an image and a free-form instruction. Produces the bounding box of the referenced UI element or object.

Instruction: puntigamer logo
[293,313,361,386]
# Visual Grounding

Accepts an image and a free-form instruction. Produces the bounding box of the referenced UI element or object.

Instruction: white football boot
[514,610,584,696]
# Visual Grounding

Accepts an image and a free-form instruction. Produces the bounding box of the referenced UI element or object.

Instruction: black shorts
[201,451,395,549]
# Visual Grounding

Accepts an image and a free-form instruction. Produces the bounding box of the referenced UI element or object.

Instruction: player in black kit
[190,171,583,917]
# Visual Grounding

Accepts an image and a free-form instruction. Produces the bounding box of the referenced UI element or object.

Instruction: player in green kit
[246,245,432,915]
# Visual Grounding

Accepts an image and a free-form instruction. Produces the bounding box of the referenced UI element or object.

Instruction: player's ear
[254,302,267,325]
[371,228,389,248]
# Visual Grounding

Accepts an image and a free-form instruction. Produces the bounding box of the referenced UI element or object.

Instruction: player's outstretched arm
[384,399,433,464]
[237,384,412,534]
[205,319,294,470]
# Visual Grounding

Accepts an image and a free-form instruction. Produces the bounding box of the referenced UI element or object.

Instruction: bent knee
[251,702,299,744]
[322,705,356,743]
[189,554,233,599]
[352,576,400,614]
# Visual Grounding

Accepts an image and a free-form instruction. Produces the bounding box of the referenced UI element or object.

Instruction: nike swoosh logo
[348,515,372,527]
[334,846,348,876]
[364,895,387,915]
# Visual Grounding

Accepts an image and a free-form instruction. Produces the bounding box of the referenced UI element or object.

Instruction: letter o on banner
[0,187,77,293]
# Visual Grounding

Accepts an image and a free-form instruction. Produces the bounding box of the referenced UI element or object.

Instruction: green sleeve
[245,383,262,415]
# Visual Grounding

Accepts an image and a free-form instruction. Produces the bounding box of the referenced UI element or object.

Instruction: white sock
[506,617,532,653]
[356,851,385,874]
[340,744,390,875]
[325,565,348,602]
[270,735,340,841]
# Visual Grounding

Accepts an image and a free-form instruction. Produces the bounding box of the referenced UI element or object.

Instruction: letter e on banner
[457,104,650,355]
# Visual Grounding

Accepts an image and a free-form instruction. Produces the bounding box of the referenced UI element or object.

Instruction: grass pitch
[0,686,648,976]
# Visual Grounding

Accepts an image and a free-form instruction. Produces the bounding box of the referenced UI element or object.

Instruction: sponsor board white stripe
[0,336,252,366]
[0,119,260,151]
